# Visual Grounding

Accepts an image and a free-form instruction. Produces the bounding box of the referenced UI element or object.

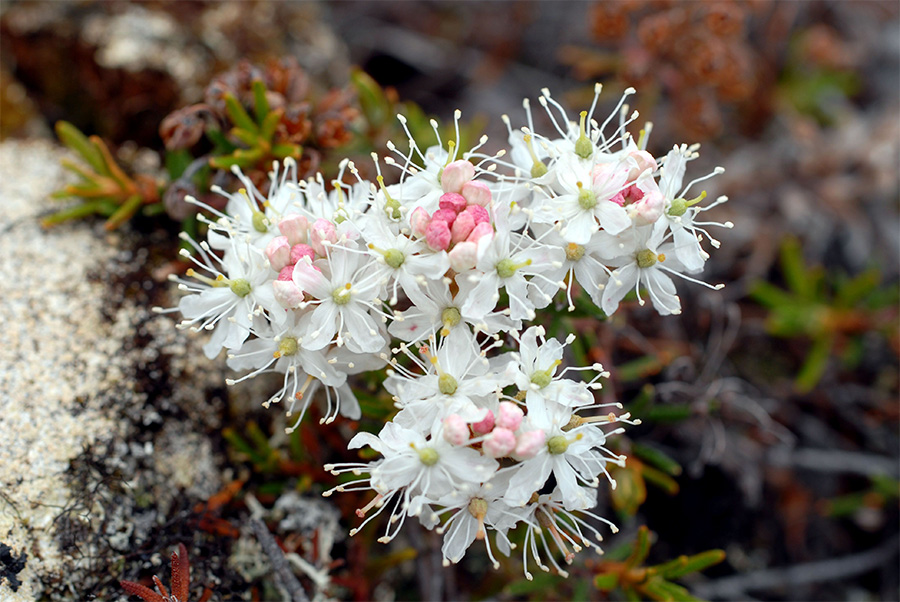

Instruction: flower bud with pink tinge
[440,160,475,193]
[431,208,458,227]
[442,414,469,446]
[471,410,495,435]
[425,220,451,251]
[274,266,304,308]
[450,211,475,244]
[448,241,478,272]
[265,236,292,271]
[515,429,547,459]
[466,221,493,243]
[496,401,524,431]
[483,427,517,458]
[439,192,467,214]
[290,243,315,265]
[309,218,337,255]
[410,207,431,237]
[463,204,490,225]
[461,180,491,206]
[278,214,308,246]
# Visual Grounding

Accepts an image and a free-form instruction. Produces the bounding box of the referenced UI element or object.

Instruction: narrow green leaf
[224,93,258,134]
[164,148,193,180]
[658,550,726,579]
[260,109,280,142]
[626,526,652,567]
[103,194,143,230]
[504,572,563,596]
[641,464,680,495]
[645,404,693,423]
[55,121,108,175]
[835,269,879,307]
[617,355,665,382]
[633,443,682,477]
[749,280,799,309]
[230,127,260,148]
[623,585,642,602]
[272,143,302,159]
[40,201,106,227]
[652,579,703,602]
[795,334,834,392]
[593,572,619,591]
[252,79,270,126]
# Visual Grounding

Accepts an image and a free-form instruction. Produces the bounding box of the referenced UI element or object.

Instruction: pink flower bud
[410,207,431,237]
[439,192,467,214]
[442,414,469,446]
[515,430,547,459]
[431,208,457,227]
[496,401,524,431]
[483,427,517,458]
[425,219,451,251]
[277,265,294,281]
[472,410,495,435]
[290,243,315,264]
[309,218,337,256]
[448,241,478,272]
[463,204,490,225]
[273,279,303,308]
[461,180,492,206]
[466,221,493,243]
[450,211,475,244]
[624,184,644,204]
[628,150,657,181]
[278,214,308,246]
[265,236,292,271]
[440,159,475,193]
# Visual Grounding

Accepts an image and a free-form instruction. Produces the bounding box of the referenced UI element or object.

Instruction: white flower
[292,242,388,354]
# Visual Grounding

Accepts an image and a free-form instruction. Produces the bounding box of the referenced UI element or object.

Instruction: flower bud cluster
[161,85,731,575]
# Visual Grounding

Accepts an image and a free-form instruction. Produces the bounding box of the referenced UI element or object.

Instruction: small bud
[466,222,493,244]
[496,401,524,431]
[484,427,517,458]
[461,180,492,207]
[439,192,467,214]
[425,220,452,251]
[448,241,478,272]
[410,207,431,237]
[290,243,315,264]
[443,415,469,446]
[450,211,475,244]
[431,208,458,228]
[265,236,292,271]
[309,218,337,255]
[278,214,308,246]
[440,159,475,193]
[627,150,657,180]
[273,279,303,308]
[463,203,490,225]
[515,430,547,459]
[472,410,495,435]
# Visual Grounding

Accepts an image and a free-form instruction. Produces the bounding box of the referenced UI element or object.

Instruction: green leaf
[351,68,389,128]
[644,404,693,423]
[504,572,564,596]
[656,550,725,579]
[272,143,302,159]
[41,201,107,227]
[780,237,817,299]
[795,334,834,392]
[617,355,665,382]
[641,464,680,495]
[749,280,799,309]
[835,269,880,307]
[224,93,258,134]
[103,194,143,230]
[593,572,619,591]
[252,79,270,127]
[55,121,108,175]
[230,127,260,148]
[626,526,652,567]
[633,443,682,477]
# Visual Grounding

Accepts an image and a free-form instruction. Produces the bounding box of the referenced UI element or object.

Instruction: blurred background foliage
[1,1,897,600]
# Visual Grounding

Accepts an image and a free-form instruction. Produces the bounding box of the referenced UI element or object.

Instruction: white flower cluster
[161,85,730,576]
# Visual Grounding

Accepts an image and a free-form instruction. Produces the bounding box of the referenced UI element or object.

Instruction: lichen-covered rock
[0,139,225,600]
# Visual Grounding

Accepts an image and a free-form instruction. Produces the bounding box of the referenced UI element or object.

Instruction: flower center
[417,447,440,466]
[547,435,570,455]
[438,373,458,396]
[523,134,548,179]
[636,249,658,269]
[667,191,706,217]
[384,248,405,269]
[229,278,252,297]
[332,283,352,305]
[496,258,532,279]
[441,307,461,330]
[565,242,585,262]
[576,182,597,210]
[277,336,299,357]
